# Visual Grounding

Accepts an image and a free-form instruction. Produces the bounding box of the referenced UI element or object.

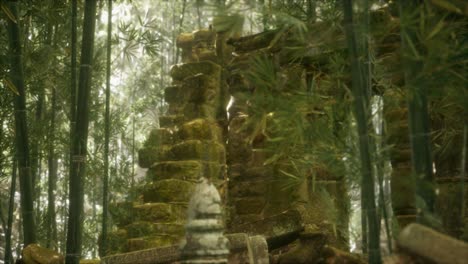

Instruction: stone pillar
[106,29,228,255]
[181,178,229,263]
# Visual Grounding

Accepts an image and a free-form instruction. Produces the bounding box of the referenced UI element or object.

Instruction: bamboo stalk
[342,0,381,262]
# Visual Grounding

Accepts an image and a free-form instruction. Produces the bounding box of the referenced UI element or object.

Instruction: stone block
[159,115,185,128]
[106,229,128,256]
[142,179,195,203]
[178,118,222,141]
[229,180,267,198]
[133,203,187,223]
[234,198,266,215]
[398,223,468,264]
[170,61,220,81]
[231,209,304,250]
[126,221,154,238]
[182,103,217,120]
[101,245,181,264]
[152,223,185,236]
[109,201,134,227]
[170,140,226,164]
[164,85,185,104]
[138,146,172,168]
[126,235,181,252]
[147,160,223,181]
[144,128,174,147]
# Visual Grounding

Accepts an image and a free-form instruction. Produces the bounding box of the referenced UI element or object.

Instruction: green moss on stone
[109,202,134,227]
[127,235,181,252]
[152,223,185,236]
[179,119,222,141]
[142,179,195,203]
[147,160,223,181]
[170,61,220,81]
[234,198,266,215]
[138,146,173,168]
[134,203,187,223]
[182,103,217,120]
[170,140,226,163]
[144,128,174,147]
[159,115,185,128]
[106,229,128,255]
[126,221,154,238]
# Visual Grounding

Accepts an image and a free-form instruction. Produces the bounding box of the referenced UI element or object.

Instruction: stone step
[142,179,195,203]
[126,235,182,252]
[165,74,219,104]
[229,180,267,198]
[109,201,137,228]
[178,118,222,141]
[159,115,185,128]
[138,145,172,168]
[126,221,185,239]
[106,229,128,256]
[147,160,224,182]
[233,197,266,215]
[144,128,175,147]
[133,202,187,223]
[169,140,226,163]
[170,61,220,81]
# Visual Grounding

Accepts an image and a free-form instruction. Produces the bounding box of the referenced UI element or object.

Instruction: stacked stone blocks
[106,29,227,256]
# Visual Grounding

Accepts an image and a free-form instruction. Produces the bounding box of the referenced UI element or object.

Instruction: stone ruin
[105,25,351,262]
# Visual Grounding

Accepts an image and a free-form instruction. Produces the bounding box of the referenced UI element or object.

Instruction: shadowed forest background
[0,0,467,263]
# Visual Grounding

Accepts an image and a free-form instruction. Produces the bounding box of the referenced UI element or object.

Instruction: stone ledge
[147,160,224,182]
[133,203,187,223]
[142,179,195,203]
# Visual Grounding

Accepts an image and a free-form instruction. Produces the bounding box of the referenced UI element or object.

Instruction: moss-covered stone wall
[106,29,228,256]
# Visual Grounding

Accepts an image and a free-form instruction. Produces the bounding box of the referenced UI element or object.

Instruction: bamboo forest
[0,0,467,263]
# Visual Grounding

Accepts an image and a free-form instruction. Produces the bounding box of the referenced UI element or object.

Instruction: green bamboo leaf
[403,32,421,59]
[427,17,446,40]
[3,78,20,96]
[430,0,462,14]
[1,3,17,23]
[279,169,299,180]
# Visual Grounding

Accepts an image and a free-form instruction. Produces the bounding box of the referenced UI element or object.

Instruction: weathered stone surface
[170,140,226,163]
[170,61,221,81]
[229,180,267,197]
[106,229,128,256]
[147,160,223,182]
[109,202,134,227]
[164,85,186,104]
[179,119,222,141]
[127,235,181,252]
[181,178,229,263]
[277,232,326,264]
[166,74,219,105]
[138,146,172,168]
[234,198,266,215]
[22,244,64,264]
[144,128,174,147]
[397,223,468,264]
[182,103,217,120]
[230,209,304,250]
[133,203,187,223]
[152,223,185,236]
[226,30,279,53]
[159,115,185,128]
[247,235,269,264]
[101,245,180,264]
[126,221,154,238]
[142,179,195,203]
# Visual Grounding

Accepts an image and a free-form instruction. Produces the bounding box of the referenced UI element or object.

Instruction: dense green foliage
[0,0,466,263]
